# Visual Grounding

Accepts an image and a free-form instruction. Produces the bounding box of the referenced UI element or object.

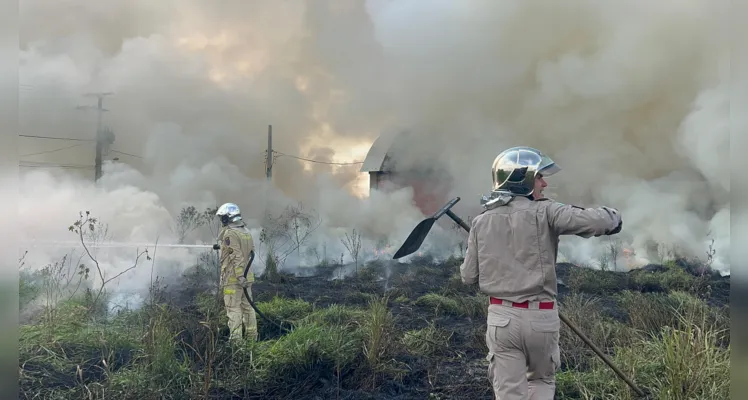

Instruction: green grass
[567,261,711,297]
[413,293,487,318]
[19,259,730,399]
[402,322,453,357]
[557,321,729,399]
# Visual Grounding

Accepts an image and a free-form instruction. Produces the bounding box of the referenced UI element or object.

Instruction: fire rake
[392,196,647,398]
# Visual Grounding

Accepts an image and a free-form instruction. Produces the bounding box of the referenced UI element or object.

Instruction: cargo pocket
[486,315,511,350]
[531,319,560,377]
[487,315,510,328]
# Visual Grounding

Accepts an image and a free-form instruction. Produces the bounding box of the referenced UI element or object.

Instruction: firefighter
[215,202,258,343]
[460,146,622,399]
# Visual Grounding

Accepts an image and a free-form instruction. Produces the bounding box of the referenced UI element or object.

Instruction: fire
[372,244,392,258]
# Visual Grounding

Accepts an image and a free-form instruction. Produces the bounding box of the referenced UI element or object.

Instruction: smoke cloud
[16,0,734,297]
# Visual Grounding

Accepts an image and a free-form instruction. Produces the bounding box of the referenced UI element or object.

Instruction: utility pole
[265,124,273,181]
[76,92,114,182]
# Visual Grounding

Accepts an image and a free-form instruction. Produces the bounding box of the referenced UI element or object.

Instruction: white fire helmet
[216,203,242,225]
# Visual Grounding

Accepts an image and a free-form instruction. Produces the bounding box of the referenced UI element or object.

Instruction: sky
[9,0,736,283]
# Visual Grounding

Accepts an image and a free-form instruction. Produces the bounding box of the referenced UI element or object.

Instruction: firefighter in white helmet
[215,202,258,343]
[460,146,622,399]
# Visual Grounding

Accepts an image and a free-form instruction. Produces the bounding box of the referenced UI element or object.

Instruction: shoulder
[224,226,242,240]
[537,198,583,208]
[537,198,586,214]
[473,209,491,222]
[230,225,254,240]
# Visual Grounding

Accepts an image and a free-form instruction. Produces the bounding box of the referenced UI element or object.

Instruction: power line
[19,162,95,169]
[20,161,94,167]
[19,134,94,142]
[21,143,84,157]
[110,149,143,159]
[20,165,94,170]
[273,151,364,165]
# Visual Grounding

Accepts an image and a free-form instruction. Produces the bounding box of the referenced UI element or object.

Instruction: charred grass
[20,257,729,399]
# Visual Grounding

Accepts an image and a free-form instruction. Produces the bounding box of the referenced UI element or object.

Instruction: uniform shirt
[218,221,255,287]
[460,196,620,303]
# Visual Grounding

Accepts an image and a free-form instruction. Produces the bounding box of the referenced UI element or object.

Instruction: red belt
[490,297,555,310]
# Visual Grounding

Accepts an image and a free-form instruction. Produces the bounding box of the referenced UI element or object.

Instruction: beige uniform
[460,196,620,399]
[218,221,257,342]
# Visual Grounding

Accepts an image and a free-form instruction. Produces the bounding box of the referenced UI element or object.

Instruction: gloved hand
[607,219,623,235]
[602,207,622,235]
[237,276,250,288]
[212,243,220,250]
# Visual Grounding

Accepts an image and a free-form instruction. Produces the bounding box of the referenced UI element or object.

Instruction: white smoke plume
[16,0,735,303]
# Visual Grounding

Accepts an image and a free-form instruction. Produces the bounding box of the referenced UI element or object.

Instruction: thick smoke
[17,0,734,300]
[368,0,732,272]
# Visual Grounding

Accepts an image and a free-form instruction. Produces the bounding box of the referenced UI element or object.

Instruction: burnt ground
[20,255,730,400]
[253,257,494,400]
[207,256,729,399]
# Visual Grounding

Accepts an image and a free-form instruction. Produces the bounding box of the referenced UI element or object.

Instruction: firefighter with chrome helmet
[215,202,258,342]
[460,146,622,399]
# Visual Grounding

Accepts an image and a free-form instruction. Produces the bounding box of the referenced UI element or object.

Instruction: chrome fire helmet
[491,146,561,197]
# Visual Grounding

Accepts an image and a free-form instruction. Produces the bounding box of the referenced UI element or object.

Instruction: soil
[21,256,730,400]
[241,258,730,399]
[248,259,495,400]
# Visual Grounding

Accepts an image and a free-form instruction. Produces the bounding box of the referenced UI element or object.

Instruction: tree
[69,211,149,312]
[202,206,222,240]
[172,205,208,244]
[287,202,321,262]
[341,229,363,273]
[258,202,321,281]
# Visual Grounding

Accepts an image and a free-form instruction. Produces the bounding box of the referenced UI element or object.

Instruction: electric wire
[273,151,364,165]
[110,149,143,159]
[21,143,84,157]
[19,134,94,142]
[19,161,95,169]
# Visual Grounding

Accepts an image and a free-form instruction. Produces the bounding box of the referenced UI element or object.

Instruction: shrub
[256,323,361,379]
[255,296,314,338]
[659,263,696,292]
[567,267,628,294]
[566,320,729,399]
[559,293,635,371]
[414,293,487,318]
[617,291,729,345]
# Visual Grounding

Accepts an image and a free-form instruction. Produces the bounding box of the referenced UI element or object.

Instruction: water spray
[21,241,215,249]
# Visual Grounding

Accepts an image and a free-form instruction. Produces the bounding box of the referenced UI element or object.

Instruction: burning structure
[360,131,453,216]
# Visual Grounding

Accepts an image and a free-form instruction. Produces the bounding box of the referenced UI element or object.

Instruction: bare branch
[341,229,363,273]
[69,211,148,312]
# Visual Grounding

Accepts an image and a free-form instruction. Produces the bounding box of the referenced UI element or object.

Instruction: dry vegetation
[18,211,730,399]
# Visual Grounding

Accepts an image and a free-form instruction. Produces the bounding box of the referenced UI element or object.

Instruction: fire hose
[243,250,292,335]
[391,197,648,398]
[214,246,292,336]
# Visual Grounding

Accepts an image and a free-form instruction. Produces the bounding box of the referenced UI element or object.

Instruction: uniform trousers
[485,302,560,399]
